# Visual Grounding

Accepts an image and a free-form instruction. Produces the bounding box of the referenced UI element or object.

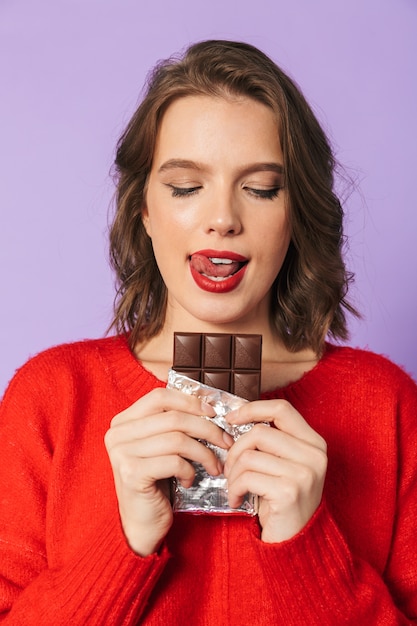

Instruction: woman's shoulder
[1,334,163,410]
[322,343,417,394]
[269,344,417,425]
[325,342,413,375]
[1,336,131,399]
[14,335,127,372]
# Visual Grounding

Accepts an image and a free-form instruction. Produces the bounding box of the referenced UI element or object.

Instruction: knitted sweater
[0,336,416,625]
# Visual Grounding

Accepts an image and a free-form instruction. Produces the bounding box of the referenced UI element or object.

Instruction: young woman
[1,40,416,625]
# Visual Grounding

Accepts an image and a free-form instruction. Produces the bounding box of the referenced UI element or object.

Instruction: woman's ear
[141,205,151,237]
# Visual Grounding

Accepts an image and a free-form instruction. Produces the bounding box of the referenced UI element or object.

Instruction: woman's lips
[189,250,248,293]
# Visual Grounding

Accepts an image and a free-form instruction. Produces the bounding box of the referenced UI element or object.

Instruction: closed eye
[167,184,202,198]
[245,186,282,200]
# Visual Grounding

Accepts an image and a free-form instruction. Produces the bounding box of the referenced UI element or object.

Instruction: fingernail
[226,408,239,422]
[200,401,215,416]
[223,431,234,447]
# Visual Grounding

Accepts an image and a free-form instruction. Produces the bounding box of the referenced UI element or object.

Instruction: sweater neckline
[100,335,343,402]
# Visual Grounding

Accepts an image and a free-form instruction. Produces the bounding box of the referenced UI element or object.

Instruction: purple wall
[1,0,416,393]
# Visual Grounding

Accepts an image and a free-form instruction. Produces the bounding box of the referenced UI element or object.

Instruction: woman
[0,40,416,625]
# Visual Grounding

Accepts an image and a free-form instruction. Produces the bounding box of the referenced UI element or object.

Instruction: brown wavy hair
[109,40,358,354]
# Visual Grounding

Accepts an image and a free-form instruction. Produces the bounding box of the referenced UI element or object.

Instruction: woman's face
[142,95,291,333]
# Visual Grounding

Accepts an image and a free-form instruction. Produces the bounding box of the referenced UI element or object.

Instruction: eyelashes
[166,184,282,200]
[244,186,281,200]
[169,185,202,198]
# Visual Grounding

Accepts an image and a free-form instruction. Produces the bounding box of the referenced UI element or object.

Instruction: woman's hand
[104,388,233,557]
[224,399,327,543]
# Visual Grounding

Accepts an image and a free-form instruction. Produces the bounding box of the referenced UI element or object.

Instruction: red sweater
[0,336,416,625]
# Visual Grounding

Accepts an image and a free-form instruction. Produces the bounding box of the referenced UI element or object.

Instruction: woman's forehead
[152,95,283,166]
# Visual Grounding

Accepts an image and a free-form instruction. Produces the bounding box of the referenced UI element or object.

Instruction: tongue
[190,254,242,278]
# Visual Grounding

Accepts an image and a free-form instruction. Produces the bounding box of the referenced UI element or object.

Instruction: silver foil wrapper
[167,369,268,515]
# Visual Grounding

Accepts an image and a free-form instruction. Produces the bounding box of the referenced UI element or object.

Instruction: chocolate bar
[172,333,262,401]
[167,370,263,515]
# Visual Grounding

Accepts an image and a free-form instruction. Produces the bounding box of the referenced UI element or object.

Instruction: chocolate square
[173,333,202,368]
[173,332,262,401]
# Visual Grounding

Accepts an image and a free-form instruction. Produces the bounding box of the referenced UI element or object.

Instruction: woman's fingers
[107,388,232,451]
[111,387,216,426]
[223,399,327,542]
[108,411,232,449]
[109,431,224,480]
[115,454,198,492]
[225,448,324,508]
[227,399,327,450]
[224,422,326,477]
[104,387,230,556]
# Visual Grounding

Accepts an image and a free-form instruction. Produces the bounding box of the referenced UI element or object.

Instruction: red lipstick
[189,250,248,293]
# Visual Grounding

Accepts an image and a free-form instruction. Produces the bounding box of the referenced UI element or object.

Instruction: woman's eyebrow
[239,163,284,176]
[158,159,203,173]
[158,159,284,175]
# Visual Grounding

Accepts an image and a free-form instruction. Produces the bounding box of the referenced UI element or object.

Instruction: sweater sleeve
[254,501,415,625]
[0,516,169,625]
[253,372,417,625]
[0,353,170,625]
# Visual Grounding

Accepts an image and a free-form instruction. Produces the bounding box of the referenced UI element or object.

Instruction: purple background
[1,0,416,394]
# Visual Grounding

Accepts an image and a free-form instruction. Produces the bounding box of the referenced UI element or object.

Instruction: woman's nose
[204,191,242,236]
